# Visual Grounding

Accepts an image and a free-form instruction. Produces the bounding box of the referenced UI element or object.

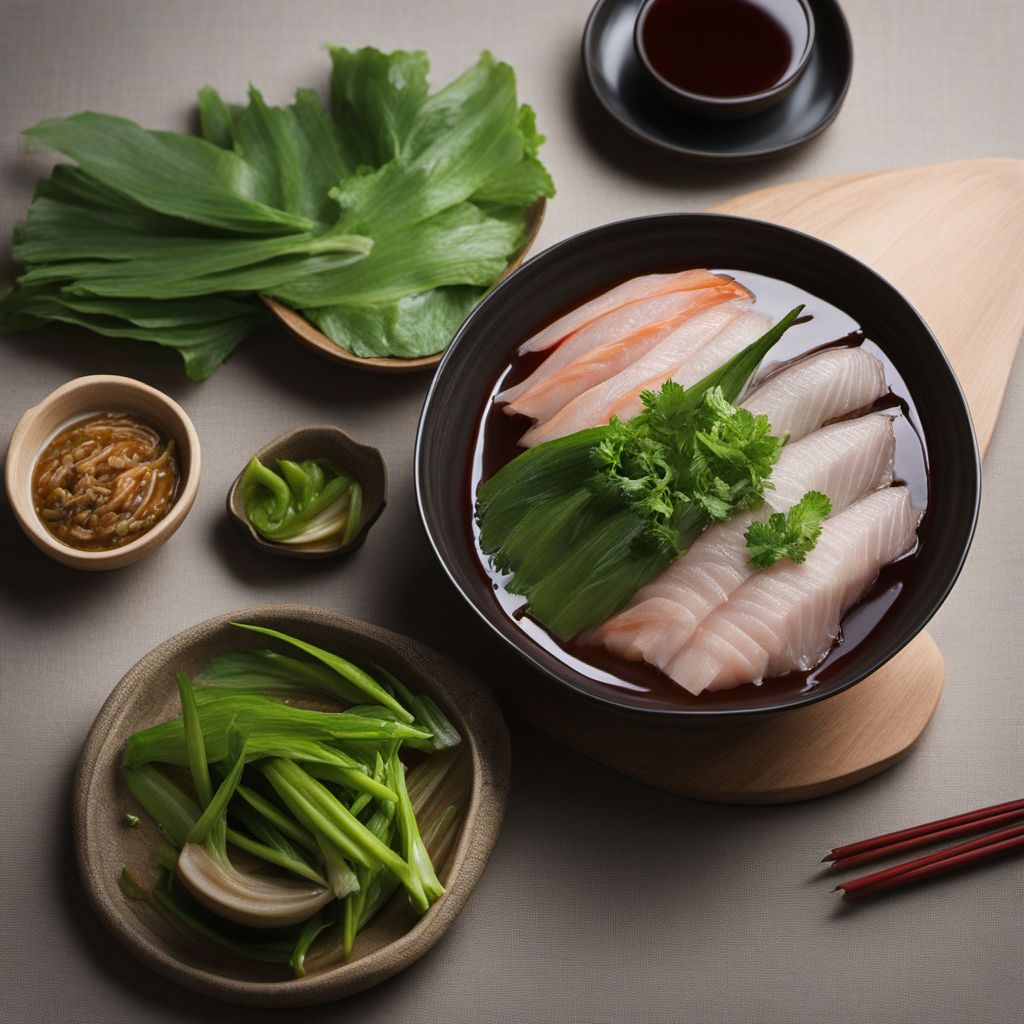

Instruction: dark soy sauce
[640,0,809,98]
[465,271,930,711]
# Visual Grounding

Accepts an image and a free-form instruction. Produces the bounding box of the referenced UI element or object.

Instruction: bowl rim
[415,211,982,721]
[4,374,201,568]
[632,0,816,110]
[72,604,511,1006]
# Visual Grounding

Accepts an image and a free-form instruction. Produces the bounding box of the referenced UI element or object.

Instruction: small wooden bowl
[73,605,511,1007]
[264,198,547,373]
[226,425,386,560]
[3,375,201,571]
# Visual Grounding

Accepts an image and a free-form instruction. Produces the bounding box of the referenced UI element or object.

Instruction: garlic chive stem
[231,622,414,722]
[224,829,328,887]
[262,762,380,869]
[234,784,319,854]
[176,672,211,807]
[187,742,247,844]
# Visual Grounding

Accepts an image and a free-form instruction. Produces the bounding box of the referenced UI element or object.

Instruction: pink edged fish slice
[666,486,921,695]
[519,303,758,447]
[603,309,775,426]
[515,268,734,356]
[499,278,751,417]
[592,413,896,668]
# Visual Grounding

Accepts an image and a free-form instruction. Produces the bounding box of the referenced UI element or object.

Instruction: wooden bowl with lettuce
[73,606,510,1006]
[0,47,554,378]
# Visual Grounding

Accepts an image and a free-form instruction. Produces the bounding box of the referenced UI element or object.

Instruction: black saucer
[582,0,853,161]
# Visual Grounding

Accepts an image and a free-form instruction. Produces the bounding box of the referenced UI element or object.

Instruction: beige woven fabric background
[1,1,1022,1021]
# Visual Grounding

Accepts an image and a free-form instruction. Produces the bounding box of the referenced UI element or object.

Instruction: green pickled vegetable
[239,455,362,546]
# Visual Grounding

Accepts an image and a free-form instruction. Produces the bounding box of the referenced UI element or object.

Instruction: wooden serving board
[503,159,1024,803]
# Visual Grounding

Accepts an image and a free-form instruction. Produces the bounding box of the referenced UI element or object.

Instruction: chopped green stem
[195,648,365,705]
[317,836,360,899]
[263,758,428,911]
[187,742,247,844]
[231,623,413,721]
[224,828,327,887]
[389,751,444,905]
[234,784,319,854]
[290,907,337,978]
[303,761,398,803]
[123,693,428,768]
[261,761,380,869]
[176,672,212,806]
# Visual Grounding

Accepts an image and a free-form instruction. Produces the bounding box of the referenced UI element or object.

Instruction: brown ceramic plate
[73,606,510,1006]
[264,198,547,373]
[225,426,387,560]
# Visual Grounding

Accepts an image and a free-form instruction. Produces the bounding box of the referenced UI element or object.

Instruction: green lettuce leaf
[0,285,266,379]
[25,112,313,234]
[328,46,430,167]
[306,285,485,359]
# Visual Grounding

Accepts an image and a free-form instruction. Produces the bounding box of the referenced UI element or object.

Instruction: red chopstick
[835,823,1024,901]
[829,805,1024,871]
[822,796,1024,865]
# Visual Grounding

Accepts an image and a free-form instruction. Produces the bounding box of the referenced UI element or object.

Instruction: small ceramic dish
[583,0,852,160]
[633,0,815,119]
[4,374,200,571]
[263,198,547,374]
[226,425,386,559]
[73,605,511,1006]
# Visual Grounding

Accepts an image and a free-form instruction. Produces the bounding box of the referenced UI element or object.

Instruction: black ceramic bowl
[415,215,980,719]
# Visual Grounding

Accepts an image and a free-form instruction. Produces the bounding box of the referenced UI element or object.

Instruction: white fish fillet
[498,280,750,416]
[743,347,887,443]
[520,304,764,447]
[516,269,731,356]
[592,414,897,667]
[666,486,920,695]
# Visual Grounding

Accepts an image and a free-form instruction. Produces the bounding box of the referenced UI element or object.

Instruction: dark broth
[466,271,930,709]
[640,0,809,98]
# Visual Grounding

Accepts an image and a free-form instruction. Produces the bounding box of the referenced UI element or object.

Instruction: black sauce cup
[634,0,816,119]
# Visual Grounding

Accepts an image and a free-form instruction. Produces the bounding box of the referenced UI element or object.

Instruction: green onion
[187,741,247,844]
[235,784,319,854]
